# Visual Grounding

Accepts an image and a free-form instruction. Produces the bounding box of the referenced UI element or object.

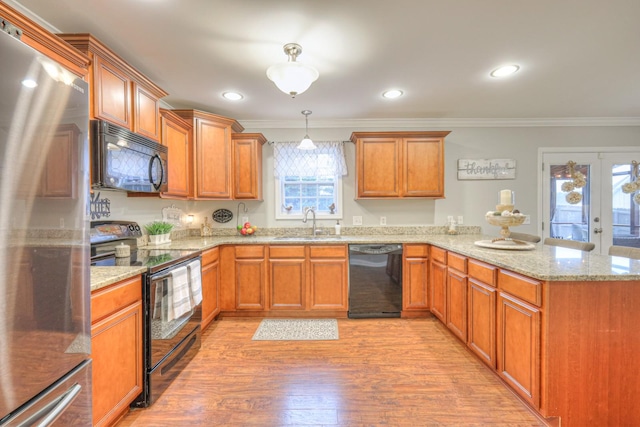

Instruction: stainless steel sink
[273,236,342,241]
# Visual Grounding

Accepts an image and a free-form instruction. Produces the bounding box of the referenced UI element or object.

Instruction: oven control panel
[90,220,143,244]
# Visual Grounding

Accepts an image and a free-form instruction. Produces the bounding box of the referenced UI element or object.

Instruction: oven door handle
[151,271,174,282]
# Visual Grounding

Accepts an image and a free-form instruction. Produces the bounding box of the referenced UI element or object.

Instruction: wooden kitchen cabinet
[429,246,447,322]
[402,244,429,313]
[446,252,467,342]
[268,246,306,310]
[496,269,541,409]
[58,34,167,142]
[232,133,267,200]
[173,109,245,200]
[350,131,450,199]
[308,245,348,311]
[201,248,220,330]
[234,245,266,310]
[91,275,143,427]
[467,259,497,369]
[160,109,192,199]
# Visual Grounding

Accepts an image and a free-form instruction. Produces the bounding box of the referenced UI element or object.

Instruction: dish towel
[152,282,164,320]
[168,266,191,321]
[187,259,203,306]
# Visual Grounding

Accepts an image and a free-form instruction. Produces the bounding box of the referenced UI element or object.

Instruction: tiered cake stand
[474,214,536,250]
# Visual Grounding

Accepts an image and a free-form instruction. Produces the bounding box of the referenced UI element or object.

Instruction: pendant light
[267,43,319,98]
[297,110,316,150]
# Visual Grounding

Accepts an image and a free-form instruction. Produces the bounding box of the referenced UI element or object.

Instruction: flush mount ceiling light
[222,91,243,101]
[267,43,319,98]
[490,64,520,78]
[382,89,403,99]
[297,110,316,150]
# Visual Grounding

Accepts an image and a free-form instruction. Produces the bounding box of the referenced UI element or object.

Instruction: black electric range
[90,220,199,273]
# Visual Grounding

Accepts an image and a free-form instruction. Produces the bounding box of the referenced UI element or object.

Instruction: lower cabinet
[402,244,429,313]
[466,259,498,368]
[429,246,447,322]
[90,276,143,427]
[268,246,306,310]
[235,245,266,310]
[308,245,348,311]
[201,247,220,330]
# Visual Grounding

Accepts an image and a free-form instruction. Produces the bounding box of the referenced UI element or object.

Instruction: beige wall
[97,124,640,235]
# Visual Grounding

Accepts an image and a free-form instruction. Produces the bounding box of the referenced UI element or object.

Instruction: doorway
[541,149,640,254]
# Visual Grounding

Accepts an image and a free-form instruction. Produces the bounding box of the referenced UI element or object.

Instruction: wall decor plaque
[457,159,516,180]
[212,208,233,223]
[162,204,184,227]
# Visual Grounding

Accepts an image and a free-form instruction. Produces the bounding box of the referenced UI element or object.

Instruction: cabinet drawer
[498,270,541,306]
[309,245,347,258]
[269,245,305,258]
[202,247,219,266]
[91,276,142,323]
[447,252,467,273]
[430,246,447,264]
[404,244,428,258]
[468,259,497,286]
[235,245,265,259]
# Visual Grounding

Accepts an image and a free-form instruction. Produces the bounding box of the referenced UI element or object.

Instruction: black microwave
[91,120,168,193]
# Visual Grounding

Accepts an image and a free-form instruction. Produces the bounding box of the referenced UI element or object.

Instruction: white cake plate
[474,239,536,251]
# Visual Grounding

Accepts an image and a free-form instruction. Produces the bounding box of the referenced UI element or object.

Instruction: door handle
[594,228,603,234]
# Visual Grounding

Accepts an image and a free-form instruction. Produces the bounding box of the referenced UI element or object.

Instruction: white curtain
[273,141,348,177]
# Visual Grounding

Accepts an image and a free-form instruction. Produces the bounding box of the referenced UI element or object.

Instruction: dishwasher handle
[349,244,403,255]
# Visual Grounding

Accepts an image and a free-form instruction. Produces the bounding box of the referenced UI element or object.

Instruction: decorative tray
[474,239,535,251]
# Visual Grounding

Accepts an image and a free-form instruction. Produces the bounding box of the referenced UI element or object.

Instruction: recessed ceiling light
[490,65,520,78]
[222,91,243,101]
[21,79,38,88]
[382,89,403,99]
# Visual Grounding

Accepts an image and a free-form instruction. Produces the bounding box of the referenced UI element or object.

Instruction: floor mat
[252,319,339,341]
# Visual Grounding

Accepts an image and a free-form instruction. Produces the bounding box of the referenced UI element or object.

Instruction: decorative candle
[500,189,513,205]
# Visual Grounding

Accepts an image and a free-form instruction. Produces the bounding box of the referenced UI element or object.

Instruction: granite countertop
[90,233,640,292]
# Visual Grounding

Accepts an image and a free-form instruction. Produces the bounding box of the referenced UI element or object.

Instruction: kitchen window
[273,141,347,220]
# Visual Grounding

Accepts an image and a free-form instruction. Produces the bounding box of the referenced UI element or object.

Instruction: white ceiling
[9,0,640,126]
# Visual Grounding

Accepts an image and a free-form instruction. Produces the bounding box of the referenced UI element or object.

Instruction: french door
[542,150,640,255]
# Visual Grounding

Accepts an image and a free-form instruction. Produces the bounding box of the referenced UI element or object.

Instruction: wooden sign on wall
[457,159,516,180]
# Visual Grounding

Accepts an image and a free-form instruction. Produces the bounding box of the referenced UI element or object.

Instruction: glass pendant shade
[297,136,316,150]
[266,43,319,98]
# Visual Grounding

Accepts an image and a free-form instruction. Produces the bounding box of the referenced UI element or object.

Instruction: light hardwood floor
[118,317,547,426]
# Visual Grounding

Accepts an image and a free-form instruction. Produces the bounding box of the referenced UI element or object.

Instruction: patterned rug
[252,319,339,341]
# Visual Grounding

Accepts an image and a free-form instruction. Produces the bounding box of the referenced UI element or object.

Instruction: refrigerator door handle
[17,383,82,427]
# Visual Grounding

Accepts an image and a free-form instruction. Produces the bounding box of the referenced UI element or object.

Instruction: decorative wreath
[622,160,640,205]
[561,161,587,205]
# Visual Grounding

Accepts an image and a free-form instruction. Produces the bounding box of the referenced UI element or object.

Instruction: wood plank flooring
[118,317,547,426]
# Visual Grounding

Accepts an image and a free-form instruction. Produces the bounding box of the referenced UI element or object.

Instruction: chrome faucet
[302,207,321,236]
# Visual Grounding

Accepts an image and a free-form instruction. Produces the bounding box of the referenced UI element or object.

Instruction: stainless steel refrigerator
[0,26,92,426]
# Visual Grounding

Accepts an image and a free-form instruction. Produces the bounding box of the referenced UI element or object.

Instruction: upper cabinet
[58,34,168,142]
[0,3,90,78]
[159,109,192,199]
[350,131,450,199]
[231,133,267,200]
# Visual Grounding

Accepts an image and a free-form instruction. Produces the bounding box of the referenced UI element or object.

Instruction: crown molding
[239,117,640,129]
[2,0,61,33]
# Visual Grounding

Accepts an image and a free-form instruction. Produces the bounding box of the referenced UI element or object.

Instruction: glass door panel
[603,157,640,250]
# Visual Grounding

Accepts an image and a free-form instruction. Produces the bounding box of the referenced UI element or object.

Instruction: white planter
[148,233,171,245]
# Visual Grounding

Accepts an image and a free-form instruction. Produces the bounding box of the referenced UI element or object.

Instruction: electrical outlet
[59,218,64,228]
[242,216,249,224]
[523,215,531,225]
[447,215,453,223]
[352,216,363,226]
[457,216,463,225]
[380,216,387,225]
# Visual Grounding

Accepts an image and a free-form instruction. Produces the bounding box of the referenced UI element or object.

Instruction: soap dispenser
[335,220,341,236]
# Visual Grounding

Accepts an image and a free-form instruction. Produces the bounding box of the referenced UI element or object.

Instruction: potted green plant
[144,221,174,245]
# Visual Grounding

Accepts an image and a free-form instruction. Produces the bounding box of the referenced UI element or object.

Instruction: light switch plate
[380,216,386,225]
[457,216,463,225]
[353,216,363,225]
[523,215,531,224]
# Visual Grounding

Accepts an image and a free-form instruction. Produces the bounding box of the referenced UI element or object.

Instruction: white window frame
[274,175,343,220]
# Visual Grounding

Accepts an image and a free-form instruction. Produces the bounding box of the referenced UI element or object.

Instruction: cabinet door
[235,259,265,310]
[39,124,79,198]
[91,300,143,427]
[430,260,447,322]
[232,134,265,200]
[308,258,348,310]
[93,55,131,128]
[195,118,231,199]
[160,111,191,199]
[269,259,306,310]
[201,256,219,330]
[402,137,444,197]
[497,292,541,408]
[133,83,160,141]
[356,137,400,197]
[446,268,467,342]
[467,278,496,368]
[403,256,429,310]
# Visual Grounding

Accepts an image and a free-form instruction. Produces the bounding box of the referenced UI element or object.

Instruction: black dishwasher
[348,244,403,318]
